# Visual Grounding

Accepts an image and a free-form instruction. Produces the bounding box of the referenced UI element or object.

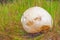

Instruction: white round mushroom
[21,6,53,33]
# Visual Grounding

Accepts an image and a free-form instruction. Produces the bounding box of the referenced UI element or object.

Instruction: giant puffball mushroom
[21,6,53,33]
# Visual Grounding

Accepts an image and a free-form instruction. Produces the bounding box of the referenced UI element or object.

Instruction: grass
[0,0,60,40]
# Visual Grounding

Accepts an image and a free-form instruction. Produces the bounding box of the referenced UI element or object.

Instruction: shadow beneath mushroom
[22,31,44,38]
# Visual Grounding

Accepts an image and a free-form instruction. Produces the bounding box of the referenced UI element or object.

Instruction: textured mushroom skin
[21,6,53,33]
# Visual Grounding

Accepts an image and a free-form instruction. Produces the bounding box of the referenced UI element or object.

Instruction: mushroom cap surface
[21,6,53,33]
